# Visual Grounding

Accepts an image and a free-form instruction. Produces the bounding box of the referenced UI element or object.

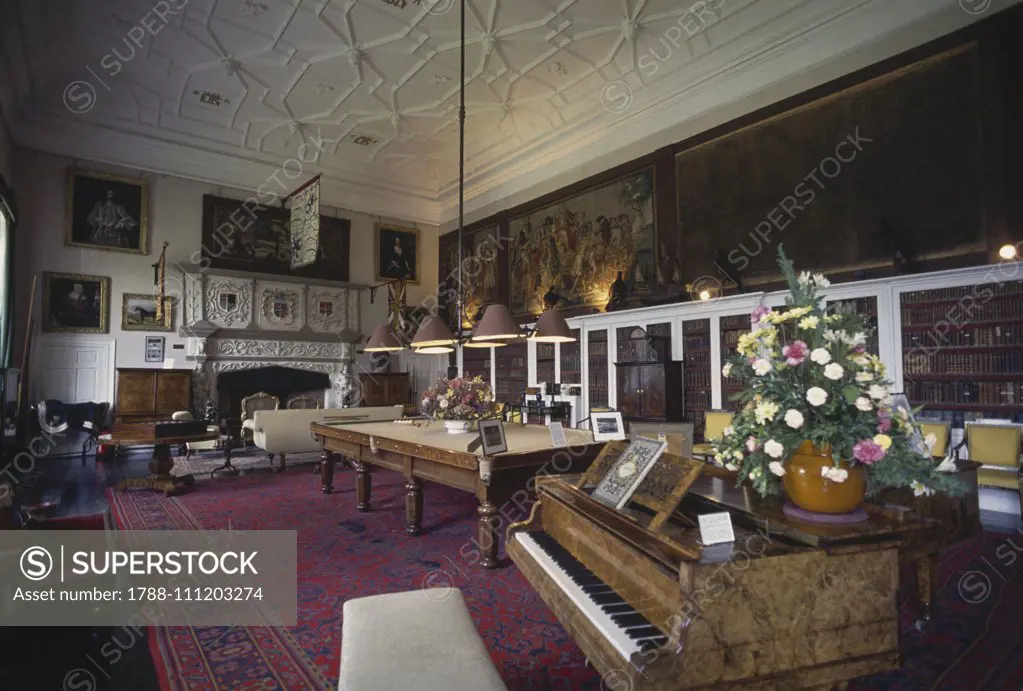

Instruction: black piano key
[601,603,634,615]
[625,626,662,640]
[582,584,614,594]
[591,592,625,606]
[611,613,648,628]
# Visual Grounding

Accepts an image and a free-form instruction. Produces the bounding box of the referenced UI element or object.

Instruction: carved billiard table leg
[320,451,335,494]
[477,500,499,569]
[355,461,373,511]
[405,477,423,535]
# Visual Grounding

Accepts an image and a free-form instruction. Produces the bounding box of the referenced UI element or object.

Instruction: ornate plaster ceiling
[0,0,1005,223]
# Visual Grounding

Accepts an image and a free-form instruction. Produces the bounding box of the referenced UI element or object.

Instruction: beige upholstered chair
[240,392,279,444]
[287,394,321,410]
[692,410,734,460]
[966,421,1022,514]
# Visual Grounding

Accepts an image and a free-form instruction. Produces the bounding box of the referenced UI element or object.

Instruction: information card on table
[698,512,736,546]
[548,422,567,447]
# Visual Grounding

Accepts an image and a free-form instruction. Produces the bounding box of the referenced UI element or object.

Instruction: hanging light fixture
[467,304,524,344]
[364,324,406,352]
[410,315,457,354]
[530,310,576,343]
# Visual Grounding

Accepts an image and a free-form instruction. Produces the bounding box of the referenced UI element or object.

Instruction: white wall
[17,148,441,374]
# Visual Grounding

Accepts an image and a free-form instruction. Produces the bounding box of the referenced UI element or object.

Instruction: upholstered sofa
[251,406,407,471]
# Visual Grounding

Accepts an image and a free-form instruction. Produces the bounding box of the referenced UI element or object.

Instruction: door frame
[32,334,117,404]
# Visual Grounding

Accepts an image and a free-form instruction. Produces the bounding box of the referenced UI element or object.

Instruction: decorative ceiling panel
[0,0,999,222]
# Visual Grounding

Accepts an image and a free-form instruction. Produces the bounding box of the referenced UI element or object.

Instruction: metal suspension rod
[456,0,466,334]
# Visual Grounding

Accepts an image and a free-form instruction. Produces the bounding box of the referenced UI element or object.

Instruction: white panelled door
[34,338,114,404]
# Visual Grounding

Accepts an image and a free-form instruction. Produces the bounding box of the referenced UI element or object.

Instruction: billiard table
[311,419,605,568]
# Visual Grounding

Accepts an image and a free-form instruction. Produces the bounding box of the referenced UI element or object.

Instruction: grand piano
[508,465,937,690]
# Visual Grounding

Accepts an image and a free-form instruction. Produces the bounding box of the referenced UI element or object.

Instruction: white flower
[855,371,873,383]
[764,439,785,458]
[784,409,804,429]
[813,273,831,288]
[850,354,870,367]
[850,332,867,346]
[422,398,430,408]
[806,386,828,407]
[797,316,819,330]
[439,398,450,409]
[911,480,934,497]
[823,363,845,380]
[713,453,725,464]
[732,450,744,461]
[721,362,733,378]
[749,467,763,480]
[752,359,772,376]
[821,466,849,483]
[868,384,889,401]
[924,433,937,452]
[754,400,780,424]
[745,437,757,452]
[810,348,832,365]
[855,396,873,412]
[725,463,738,472]
[768,461,786,477]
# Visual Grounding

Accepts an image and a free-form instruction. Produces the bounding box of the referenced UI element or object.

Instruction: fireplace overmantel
[180,270,362,410]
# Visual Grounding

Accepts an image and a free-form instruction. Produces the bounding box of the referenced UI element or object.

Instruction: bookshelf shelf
[827,296,879,355]
[683,318,711,441]
[560,328,581,385]
[587,330,609,411]
[719,313,748,412]
[901,281,1023,422]
[495,341,527,404]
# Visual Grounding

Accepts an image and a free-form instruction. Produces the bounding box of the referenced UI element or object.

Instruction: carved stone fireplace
[218,366,332,421]
[181,270,361,414]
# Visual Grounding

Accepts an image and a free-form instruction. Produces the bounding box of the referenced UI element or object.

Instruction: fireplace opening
[217,366,331,427]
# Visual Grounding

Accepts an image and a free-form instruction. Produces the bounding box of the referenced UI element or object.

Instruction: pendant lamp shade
[468,304,523,342]
[530,310,576,343]
[410,315,457,351]
[364,324,405,352]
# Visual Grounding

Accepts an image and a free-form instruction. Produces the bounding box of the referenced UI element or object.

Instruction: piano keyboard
[515,531,669,661]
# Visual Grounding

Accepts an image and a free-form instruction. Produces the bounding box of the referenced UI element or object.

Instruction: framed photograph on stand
[145,336,165,363]
[590,411,626,442]
[478,419,508,455]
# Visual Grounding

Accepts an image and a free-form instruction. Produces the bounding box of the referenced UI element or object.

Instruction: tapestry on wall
[463,224,500,326]
[675,45,984,284]
[201,195,350,282]
[508,169,655,316]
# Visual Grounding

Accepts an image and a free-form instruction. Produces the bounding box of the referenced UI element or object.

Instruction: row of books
[904,325,1022,347]
[829,297,877,314]
[683,335,711,350]
[559,355,582,375]
[901,300,1023,325]
[902,282,1023,303]
[904,350,1023,375]
[682,320,710,335]
[722,330,744,347]
[684,351,711,367]
[906,380,1023,406]
[496,356,527,369]
[684,370,712,388]
[536,343,556,359]
[588,342,608,357]
[685,391,711,409]
[720,315,749,329]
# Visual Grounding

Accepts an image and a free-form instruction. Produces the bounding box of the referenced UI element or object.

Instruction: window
[0,178,16,368]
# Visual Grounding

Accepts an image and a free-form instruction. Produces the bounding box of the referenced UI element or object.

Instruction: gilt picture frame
[375,223,420,284]
[42,272,111,334]
[121,293,174,332]
[65,169,148,254]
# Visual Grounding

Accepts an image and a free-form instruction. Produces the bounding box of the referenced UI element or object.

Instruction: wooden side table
[108,423,222,496]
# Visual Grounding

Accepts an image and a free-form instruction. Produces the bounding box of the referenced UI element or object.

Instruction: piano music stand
[577,440,703,532]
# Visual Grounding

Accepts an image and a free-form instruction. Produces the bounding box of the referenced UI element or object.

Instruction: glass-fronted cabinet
[495,341,528,404]
[560,328,581,384]
[588,329,610,412]
[682,318,711,441]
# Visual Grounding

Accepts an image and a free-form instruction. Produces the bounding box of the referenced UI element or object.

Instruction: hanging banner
[290,179,320,270]
[388,278,408,340]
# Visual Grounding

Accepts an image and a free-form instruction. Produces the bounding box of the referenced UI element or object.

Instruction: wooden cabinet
[359,373,409,407]
[115,368,192,424]
[615,362,683,421]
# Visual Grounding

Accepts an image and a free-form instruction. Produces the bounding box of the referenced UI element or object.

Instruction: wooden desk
[311,420,605,568]
[109,423,223,496]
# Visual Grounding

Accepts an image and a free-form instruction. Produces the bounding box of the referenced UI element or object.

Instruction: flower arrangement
[712,247,961,500]
[420,376,499,421]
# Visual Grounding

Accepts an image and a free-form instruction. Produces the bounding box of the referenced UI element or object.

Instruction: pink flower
[782,340,808,366]
[745,436,758,452]
[853,345,866,354]
[750,306,772,324]
[877,410,891,433]
[852,439,886,464]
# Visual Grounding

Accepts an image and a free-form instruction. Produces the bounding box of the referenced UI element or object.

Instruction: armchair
[240,392,279,445]
[962,421,1022,514]
[918,421,951,460]
[692,410,734,460]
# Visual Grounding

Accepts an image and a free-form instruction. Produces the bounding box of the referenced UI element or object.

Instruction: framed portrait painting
[66,169,148,254]
[121,293,174,332]
[375,223,420,284]
[42,272,110,333]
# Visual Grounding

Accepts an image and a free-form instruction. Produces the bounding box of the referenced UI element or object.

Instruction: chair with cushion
[918,421,951,460]
[171,410,221,458]
[240,392,279,444]
[964,421,1022,514]
[287,394,321,410]
[629,421,694,459]
[692,410,734,460]
[338,588,507,691]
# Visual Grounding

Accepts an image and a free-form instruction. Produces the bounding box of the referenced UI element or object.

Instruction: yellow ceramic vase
[781,441,867,514]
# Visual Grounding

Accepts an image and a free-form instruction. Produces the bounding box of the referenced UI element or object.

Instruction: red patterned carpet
[109,470,1022,691]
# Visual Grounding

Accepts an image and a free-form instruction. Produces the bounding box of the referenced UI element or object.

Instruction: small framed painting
[42,272,111,333]
[375,223,420,284]
[145,336,165,363]
[590,411,626,442]
[66,169,148,254]
[121,293,174,331]
[478,419,508,455]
